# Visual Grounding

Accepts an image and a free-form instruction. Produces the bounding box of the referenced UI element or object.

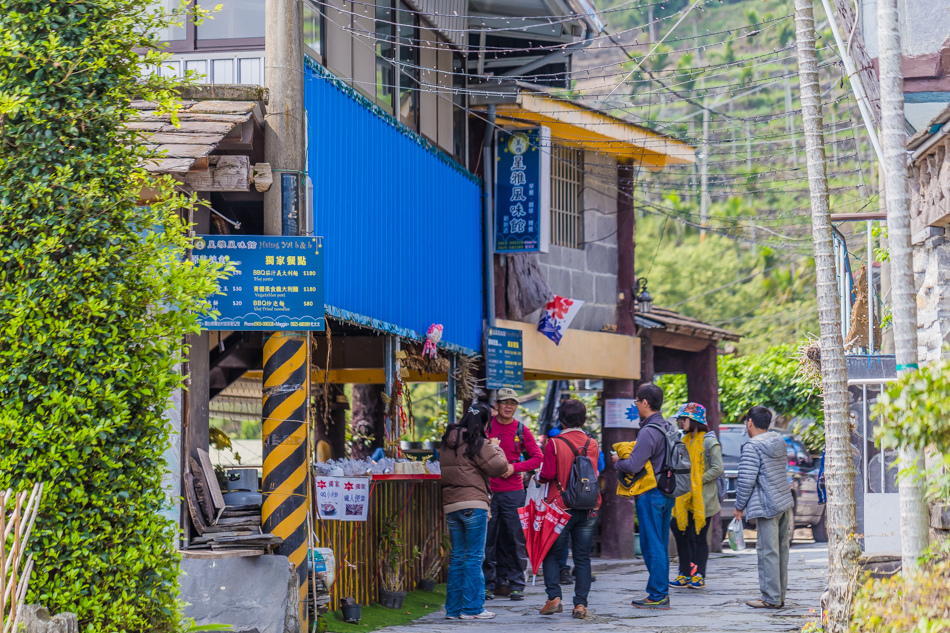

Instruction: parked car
[718,424,827,542]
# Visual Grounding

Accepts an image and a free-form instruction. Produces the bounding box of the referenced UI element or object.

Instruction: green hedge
[0,1,223,630]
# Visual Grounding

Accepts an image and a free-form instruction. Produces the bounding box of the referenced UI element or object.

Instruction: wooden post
[685,344,721,433]
[686,343,723,551]
[600,159,638,559]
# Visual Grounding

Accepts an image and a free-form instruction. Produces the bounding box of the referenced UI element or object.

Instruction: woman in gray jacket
[733,406,794,609]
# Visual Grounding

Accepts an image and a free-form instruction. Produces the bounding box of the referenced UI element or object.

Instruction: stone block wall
[913,226,950,363]
[525,150,619,332]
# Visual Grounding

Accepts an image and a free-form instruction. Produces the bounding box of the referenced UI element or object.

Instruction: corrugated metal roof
[407,0,468,48]
[305,59,484,354]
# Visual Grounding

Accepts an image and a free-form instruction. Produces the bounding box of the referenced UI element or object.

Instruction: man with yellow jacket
[668,403,722,590]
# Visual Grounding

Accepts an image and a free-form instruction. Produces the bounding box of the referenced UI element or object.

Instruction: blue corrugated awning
[306,58,485,355]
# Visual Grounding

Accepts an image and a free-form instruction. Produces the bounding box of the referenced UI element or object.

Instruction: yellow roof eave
[492,92,696,168]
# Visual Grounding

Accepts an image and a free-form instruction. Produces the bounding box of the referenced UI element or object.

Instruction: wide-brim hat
[674,402,707,426]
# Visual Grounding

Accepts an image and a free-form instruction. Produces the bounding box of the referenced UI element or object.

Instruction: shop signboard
[195,235,325,331]
[494,127,550,253]
[486,327,524,390]
[314,475,371,521]
[604,398,640,429]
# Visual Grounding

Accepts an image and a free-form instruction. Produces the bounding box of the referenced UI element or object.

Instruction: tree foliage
[0,1,223,629]
[874,358,950,504]
[657,343,824,442]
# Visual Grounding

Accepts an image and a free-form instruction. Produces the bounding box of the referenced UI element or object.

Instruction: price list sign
[486,327,524,390]
[194,235,325,331]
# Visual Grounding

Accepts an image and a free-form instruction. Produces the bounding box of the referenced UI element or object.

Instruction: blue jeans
[636,488,675,601]
[542,510,596,607]
[446,508,488,617]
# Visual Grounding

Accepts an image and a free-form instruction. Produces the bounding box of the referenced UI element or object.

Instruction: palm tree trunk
[793,0,860,629]
[877,0,930,569]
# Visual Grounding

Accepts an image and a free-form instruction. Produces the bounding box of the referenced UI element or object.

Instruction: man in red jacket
[483,388,543,602]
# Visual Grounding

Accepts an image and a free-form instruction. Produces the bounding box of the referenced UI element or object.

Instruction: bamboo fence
[1,483,44,633]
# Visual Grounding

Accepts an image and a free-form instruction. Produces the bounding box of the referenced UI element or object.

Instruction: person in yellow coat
[668,403,722,590]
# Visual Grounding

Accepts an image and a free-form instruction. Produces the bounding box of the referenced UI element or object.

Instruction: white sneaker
[445,615,461,620]
[460,611,496,620]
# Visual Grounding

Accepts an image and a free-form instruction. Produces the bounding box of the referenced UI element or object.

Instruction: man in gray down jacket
[733,406,794,609]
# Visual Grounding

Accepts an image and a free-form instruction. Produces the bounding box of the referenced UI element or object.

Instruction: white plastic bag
[727,517,745,551]
[524,476,547,508]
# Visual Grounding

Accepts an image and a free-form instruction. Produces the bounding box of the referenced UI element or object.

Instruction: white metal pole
[817,0,884,163]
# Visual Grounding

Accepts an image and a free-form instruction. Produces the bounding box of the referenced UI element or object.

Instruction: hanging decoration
[423,324,443,359]
[538,295,585,345]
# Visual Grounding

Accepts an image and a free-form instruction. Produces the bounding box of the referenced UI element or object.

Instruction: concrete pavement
[382,538,827,633]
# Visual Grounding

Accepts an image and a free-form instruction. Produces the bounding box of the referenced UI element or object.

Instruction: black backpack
[643,421,692,499]
[553,436,599,510]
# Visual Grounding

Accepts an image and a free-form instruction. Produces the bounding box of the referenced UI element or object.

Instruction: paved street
[384,537,827,633]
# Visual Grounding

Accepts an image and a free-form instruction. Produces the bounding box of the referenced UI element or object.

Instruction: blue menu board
[194,235,325,331]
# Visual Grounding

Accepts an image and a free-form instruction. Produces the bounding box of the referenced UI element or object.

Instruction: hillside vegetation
[573,0,877,352]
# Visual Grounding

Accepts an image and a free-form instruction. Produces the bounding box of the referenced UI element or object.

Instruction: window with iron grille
[551,145,584,249]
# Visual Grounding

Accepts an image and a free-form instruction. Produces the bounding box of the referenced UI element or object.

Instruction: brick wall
[522,150,619,332]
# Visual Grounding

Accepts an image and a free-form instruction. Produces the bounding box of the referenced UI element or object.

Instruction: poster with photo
[314,476,371,521]
[604,398,640,429]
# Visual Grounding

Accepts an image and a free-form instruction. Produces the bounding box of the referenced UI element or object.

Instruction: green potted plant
[379,517,408,608]
[418,531,450,592]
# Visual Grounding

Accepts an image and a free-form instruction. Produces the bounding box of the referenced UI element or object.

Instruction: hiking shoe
[484,589,494,601]
[540,598,563,615]
[509,590,524,601]
[590,574,597,582]
[669,574,690,588]
[560,568,574,585]
[689,574,705,589]
[632,596,670,610]
[745,599,781,609]
[461,611,496,620]
[572,605,588,619]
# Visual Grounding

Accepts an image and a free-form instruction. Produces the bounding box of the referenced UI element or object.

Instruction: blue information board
[194,235,325,331]
[486,327,524,390]
[495,129,544,253]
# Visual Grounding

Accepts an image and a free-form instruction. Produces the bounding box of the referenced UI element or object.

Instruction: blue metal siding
[305,59,484,354]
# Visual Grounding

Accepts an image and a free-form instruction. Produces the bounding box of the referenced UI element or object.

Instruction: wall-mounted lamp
[635,277,653,314]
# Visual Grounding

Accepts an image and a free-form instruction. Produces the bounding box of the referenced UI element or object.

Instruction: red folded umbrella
[517,502,538,574]
[535,502,571,571]
[519,500,571,575]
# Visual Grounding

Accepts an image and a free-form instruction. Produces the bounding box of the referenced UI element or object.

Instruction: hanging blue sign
[495,128,549,253]
[194,235,325,331]
[486,327,524,390]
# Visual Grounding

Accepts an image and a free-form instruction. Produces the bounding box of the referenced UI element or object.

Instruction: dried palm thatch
[402,342,450,375]
[796,336,824,392]
[845,265,881,351]
[454,355,478,403]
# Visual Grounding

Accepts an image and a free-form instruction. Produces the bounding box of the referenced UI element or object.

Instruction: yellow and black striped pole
[262,331,310,626]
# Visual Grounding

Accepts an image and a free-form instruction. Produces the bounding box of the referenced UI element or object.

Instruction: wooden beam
[179,155,252,192]
[252,163,273,192]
